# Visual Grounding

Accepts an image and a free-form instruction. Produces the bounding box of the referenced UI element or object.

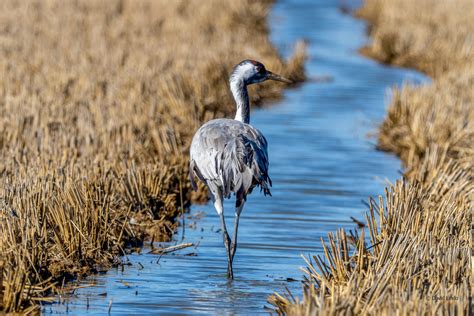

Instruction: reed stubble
[0,0,305,313]
[270,0,472,314]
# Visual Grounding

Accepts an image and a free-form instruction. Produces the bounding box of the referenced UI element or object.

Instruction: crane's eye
[257,66,265,74]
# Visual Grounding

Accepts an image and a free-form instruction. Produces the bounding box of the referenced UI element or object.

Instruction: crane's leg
[214,197,233,279]
[230,197,245,262]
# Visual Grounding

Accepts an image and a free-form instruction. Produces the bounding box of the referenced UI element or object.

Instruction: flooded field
[45,0,426,314]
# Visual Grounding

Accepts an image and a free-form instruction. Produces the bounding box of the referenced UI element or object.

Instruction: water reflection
[46,0,427,314]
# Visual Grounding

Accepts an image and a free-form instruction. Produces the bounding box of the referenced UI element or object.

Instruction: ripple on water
[45,0,428,314]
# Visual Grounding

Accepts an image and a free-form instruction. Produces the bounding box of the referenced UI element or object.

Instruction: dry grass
[270,0,472,314]
[0,0,305,313]
[359,0,474,172]
[270,151,471,314]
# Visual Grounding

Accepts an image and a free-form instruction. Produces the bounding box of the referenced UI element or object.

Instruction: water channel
[45,0,426,314]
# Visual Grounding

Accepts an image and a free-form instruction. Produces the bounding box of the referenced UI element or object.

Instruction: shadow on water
[45,0,428,314]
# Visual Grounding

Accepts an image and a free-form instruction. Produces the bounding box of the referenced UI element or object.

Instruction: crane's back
[189,118,271,200]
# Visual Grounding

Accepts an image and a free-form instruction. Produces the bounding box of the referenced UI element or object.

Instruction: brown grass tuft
[0,0,305,313]
[270,0,472,314]
[357,0,474,173]
[270,150,471,314]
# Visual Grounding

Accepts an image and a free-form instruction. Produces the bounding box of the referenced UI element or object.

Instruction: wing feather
[189,119,272,199]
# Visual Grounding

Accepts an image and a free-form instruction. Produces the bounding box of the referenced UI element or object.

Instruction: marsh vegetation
[0,0,304,313]
[271,0,472,314]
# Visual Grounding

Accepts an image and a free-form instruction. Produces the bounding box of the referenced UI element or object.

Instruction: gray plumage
[189,118,272,200]
[189,60,291,279]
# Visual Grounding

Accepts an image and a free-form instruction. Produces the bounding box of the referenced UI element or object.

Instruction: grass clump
[270,0,472,314]
[0,0,305,313]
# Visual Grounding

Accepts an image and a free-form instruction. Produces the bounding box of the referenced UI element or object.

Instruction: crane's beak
[266,71,293,84]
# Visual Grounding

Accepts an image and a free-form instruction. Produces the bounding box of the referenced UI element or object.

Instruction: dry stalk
[0,0,306,312]
[270,0,472,314]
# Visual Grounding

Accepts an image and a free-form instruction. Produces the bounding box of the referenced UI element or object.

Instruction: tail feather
[224,135,272,197]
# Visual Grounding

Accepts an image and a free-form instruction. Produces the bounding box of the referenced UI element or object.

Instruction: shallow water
[45,0,427,315]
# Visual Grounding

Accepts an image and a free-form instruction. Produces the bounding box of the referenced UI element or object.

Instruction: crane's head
[231,60,292,85]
